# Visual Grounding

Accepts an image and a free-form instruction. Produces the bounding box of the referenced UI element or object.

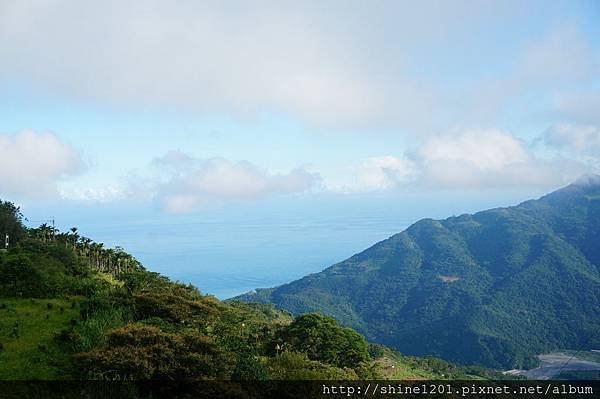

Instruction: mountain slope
[236,176,600,369]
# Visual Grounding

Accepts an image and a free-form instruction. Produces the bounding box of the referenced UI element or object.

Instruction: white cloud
[351,156,417,192]
[59,186,124,202]
[146,153,320,212]
[0,130,85,198]
[417,129,591,189]
[418,129,530,171]
[2,1,595,130]
[0,1,386,127]
[346,129,591,191]
[542,123,600,155]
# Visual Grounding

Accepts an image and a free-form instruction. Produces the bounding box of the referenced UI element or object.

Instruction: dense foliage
[278,313,370,368]
[237,176,600,369]
[0,198,498,380]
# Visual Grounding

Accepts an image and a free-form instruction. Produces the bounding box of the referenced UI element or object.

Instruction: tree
[69,227,80,254]
[0,200,25,248]
[278,313,370,369]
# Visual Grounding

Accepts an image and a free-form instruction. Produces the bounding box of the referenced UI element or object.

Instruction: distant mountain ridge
[236,176,600,369]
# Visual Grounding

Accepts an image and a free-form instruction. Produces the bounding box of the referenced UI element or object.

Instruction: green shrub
[133,292,221,325]
[75,324,232,380]
[278,313,370,369]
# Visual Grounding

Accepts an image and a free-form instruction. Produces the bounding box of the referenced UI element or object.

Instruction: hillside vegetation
[0,200,500,380]
[237,176,600,369]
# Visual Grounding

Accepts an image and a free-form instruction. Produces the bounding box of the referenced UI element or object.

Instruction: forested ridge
[237,176,600,369]
[0,199,502,380]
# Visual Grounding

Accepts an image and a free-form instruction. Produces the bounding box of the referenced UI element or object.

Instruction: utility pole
[4,234,8,249]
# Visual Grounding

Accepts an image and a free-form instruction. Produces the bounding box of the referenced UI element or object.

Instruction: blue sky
[0,0,599,231]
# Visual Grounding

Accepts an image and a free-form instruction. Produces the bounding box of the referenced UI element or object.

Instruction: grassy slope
[0,298,81,379]
[0,295,470,380]
[374,355,439,379]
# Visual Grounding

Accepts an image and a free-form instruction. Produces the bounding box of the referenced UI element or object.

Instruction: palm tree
[68,227,80,254]
[79,237,92,262]
[91,242,104,270]
[56,232,69,248]
[105,248,116,274]
[31,223,53,243]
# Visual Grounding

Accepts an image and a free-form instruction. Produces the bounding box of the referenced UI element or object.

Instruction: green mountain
[0,199,500,381]
[236,176,600,369]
